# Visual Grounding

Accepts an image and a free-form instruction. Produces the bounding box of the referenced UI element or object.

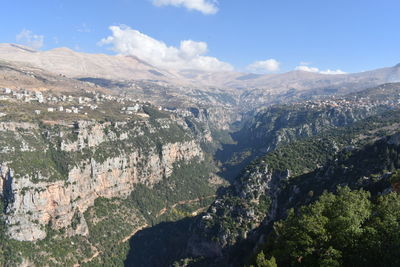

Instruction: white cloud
[16,29,44,50]
[295,64,346,75]
[152,0,218,15]
[247,59,280,73]
[319,69,347,75]
[99,25,233,72]
[295,65,320,73]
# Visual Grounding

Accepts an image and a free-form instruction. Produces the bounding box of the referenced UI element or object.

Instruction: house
[126,104,141,112]
[35,92,44,103]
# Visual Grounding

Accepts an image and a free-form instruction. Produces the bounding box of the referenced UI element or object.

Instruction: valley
[0,46,399,267]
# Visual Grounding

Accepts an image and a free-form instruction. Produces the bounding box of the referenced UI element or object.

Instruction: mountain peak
[48,47,76,54]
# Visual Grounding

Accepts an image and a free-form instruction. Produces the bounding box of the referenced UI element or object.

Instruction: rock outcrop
[187,163,287,259]
[0,118,204,241]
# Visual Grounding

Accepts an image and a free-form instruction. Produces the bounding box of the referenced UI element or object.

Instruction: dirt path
[75,195,215,265]
[120,223,149,243]
[73,246,99,267]
[191,207,208,216]
[156,195,216,217]
[74,223,148,266]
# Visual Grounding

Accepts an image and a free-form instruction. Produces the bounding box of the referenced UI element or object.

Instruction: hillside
[0,44,179,82]
[1,43,400,266]
[181,109,400,266]
[1,43,400,103]
[0,87,228,266]
[217,83,400,181]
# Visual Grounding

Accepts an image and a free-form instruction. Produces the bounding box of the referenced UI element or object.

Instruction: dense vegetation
[1,84,399,266]
[247,109,400,177]
[130,159,219,225]
[186,109,400,267]
[257,186,400,267]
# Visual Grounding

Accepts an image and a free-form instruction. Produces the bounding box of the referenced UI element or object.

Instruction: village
[301,90,400,111]
[0,87,199,121]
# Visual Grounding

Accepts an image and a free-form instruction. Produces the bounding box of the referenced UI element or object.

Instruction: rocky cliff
[0,116,203,242]
[182,109,400,266]
[188,164,288,259]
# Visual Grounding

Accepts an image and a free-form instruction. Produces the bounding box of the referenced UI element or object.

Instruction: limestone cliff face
[242,105,385,153]
[0,118,204,241]
[188,106,238,131]
[187,163,287,258]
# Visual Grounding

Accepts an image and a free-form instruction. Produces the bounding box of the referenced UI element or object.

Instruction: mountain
[183,109,400,266]
[0,43,181,82]
[119,83,400,266]
[216,83,400,181]
[1,43,400,266]
[0,59,109,94]
[0,89,227,266]
[224,65,400,90]
[1,43,400,95]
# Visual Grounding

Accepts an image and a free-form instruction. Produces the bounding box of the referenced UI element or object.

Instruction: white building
[126,104,141,112]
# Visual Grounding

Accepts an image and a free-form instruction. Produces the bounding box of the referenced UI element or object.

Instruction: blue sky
[2,0,400,73]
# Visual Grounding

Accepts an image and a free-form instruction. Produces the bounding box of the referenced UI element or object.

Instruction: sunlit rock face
[0,118,204,241]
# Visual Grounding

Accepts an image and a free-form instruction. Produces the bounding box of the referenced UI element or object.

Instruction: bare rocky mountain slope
[1,43,400,93]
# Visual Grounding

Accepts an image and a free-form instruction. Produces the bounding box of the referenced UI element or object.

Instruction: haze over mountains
[1,43,400,93]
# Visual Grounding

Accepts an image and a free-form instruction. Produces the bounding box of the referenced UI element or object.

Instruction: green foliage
[252,251,277,267]
[0,227,93,266]
[237,110,400,185]
[131,159,218,225]
[142,105,170,119]
[390,170,400,184]
[261,187,400,267]
[82,197,146,266]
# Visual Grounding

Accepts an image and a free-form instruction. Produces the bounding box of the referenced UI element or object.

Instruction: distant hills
[1,43,399,92]
[0,43,180,82]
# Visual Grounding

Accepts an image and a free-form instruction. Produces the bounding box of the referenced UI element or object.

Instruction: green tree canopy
[258,187,400,267]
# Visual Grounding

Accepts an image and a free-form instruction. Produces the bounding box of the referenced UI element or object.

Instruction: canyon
[0,46,400,266]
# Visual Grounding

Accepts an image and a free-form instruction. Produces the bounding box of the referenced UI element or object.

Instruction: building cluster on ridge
[303,94,400,110]
[0,87,149,117]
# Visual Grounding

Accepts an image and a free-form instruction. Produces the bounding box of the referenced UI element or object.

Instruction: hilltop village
[0,87,195,121]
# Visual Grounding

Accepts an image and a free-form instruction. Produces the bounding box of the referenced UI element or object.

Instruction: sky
[2,0,400,73]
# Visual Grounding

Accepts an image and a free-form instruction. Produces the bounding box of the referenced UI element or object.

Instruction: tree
[253,251,277,267]
[265,187,373,266]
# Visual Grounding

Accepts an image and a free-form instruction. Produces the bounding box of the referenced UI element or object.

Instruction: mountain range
[1,43,400,92]
[0,42,400,267]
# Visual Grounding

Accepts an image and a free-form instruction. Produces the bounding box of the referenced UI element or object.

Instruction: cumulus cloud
[152,0,218,15]
[295,65,320,73]
[295,64,346,75]
[98,25,233,72]
[247,59,280,73]
[16,29,44,50]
